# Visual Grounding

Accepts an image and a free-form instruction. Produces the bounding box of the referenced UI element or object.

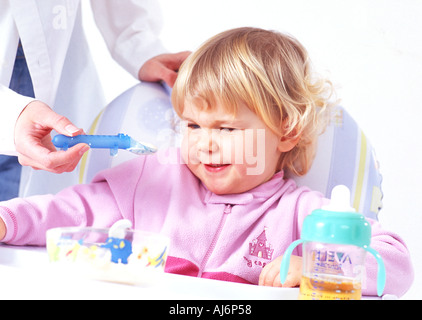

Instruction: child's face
[180,100,283,194]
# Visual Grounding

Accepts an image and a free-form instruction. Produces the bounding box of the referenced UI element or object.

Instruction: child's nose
[197,129,219,154]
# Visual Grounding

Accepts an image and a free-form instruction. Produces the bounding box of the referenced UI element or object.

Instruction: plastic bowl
[46,226,169,285]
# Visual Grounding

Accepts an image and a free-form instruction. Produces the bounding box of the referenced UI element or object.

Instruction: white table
[0,244,298,300]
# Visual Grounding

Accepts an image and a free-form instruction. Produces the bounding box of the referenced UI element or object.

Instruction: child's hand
[0,218,6,241]
[259,255,302,287]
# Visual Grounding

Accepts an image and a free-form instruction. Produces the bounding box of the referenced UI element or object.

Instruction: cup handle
[365,246,386,296]
[279,239,304,285]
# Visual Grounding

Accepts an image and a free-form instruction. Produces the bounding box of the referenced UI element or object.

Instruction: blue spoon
[52,133,157,156]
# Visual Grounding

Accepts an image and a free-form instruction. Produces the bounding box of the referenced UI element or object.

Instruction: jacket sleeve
[0,179,123,246]
[0,157,145,246]
[364,219,414,298]
[0,84,34,155]
[90,0,167,79]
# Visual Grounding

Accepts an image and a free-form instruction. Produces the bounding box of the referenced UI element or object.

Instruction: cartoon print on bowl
[46,220,170,285]
[102,237,133,264]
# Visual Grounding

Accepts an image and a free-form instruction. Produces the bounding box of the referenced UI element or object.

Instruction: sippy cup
[279,185,386,300]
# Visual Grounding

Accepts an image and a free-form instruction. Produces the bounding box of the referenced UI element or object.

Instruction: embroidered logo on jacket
[244,228,274,269]
[249,228,274,260]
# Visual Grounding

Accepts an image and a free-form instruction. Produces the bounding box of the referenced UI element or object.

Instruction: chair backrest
[289,106,383,220]
[79,82,383,219]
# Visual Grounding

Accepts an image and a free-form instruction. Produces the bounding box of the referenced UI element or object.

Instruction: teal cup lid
[301,184,371,247]
[301,208,372,247]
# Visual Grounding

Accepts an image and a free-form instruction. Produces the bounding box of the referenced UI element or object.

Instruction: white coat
[0,0,166,196]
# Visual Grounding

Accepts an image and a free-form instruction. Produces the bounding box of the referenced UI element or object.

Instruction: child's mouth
[204,163,230,172]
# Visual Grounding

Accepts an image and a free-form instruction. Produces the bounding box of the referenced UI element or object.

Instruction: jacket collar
[203,171,286,205]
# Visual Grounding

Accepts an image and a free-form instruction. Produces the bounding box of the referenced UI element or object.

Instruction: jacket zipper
[198,204,232,277]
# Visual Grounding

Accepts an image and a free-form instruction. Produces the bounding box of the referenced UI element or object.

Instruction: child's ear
[277,135,301,153]
[277,126,301,153]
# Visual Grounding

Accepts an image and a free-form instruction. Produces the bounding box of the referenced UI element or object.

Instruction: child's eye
[187,123,200,130]
[220,127,237,132]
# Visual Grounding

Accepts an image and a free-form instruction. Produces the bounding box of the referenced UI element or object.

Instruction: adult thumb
[42,107,84,137]
[19,101,85,137]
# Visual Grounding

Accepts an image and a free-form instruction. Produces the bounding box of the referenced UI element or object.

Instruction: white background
[82,0,422,299]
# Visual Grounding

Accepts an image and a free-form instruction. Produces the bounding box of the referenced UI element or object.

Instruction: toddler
[0,27,413,297]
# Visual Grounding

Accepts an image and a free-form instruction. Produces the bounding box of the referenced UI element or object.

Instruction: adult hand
[138,51,191,87]
[14,100,89,173]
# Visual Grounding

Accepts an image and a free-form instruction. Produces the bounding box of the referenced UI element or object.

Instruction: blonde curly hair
[172,27,335,176]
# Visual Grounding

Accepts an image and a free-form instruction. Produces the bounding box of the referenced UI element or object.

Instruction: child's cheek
[218,130,248,164]
[180,135,191,165]
[181,130,198,165]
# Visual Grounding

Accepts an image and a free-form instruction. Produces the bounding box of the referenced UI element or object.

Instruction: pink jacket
[0,151,413,297]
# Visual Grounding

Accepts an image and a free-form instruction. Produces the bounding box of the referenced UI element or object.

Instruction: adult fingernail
[65,124,80,135]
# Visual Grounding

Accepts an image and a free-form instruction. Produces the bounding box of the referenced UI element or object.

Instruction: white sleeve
[0,84,34,155]
[90,0,167,79]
